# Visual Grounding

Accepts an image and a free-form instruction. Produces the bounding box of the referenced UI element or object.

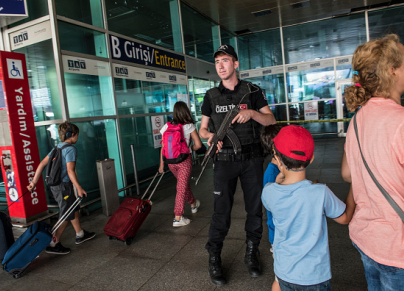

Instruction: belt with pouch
[214,145,262,162]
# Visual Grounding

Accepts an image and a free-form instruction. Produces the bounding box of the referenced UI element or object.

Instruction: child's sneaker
[173,216,191,227]
[75,230,96,245]
[191,200,200,214]
[45,242,71,255]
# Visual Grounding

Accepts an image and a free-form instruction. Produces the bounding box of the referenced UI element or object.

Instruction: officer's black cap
[213,44,238,61]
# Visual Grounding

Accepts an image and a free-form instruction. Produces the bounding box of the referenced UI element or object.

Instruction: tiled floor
[0,138,367,290]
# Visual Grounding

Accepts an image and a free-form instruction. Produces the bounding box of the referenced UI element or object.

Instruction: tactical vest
[206,81,261,147]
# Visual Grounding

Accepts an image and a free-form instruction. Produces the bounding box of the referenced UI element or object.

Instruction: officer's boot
[244,240,262,277]
[208,253,227,286]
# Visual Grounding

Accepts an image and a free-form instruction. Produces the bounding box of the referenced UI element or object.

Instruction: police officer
[199,44,276,286]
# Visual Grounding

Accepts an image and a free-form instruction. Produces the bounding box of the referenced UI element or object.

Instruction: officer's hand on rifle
[207,133,223,153]
[232,110,253,124]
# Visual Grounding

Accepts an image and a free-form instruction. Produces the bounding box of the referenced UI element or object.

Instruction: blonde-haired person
[341,34,404,290]
[27,122,95,254]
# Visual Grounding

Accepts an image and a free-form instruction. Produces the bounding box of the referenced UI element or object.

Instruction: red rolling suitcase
[104,172,164,245]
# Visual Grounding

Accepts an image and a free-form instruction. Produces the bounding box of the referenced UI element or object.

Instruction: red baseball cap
[272,125,314,161]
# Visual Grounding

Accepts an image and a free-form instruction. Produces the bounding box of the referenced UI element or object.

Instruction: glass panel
[269,104,287,122]
[73,119,123,200]
[35,124,60,204]
[238,29,283,70]
[289,100,337,134]
[119,116,168,183]
[58,21,107,57]
[341,83,354,132]
[9,0,49,28]
[369,6,404,40]
[13,40,62,121]
[283,13,366,64]
[105,0,183,53]
[65,73,115,117]
[244,74,286,104]
[181,2,219,63]
[56,0,104,28]
[287,66,335,103]
[188,77,216,129]
[336,64,353,80]
[114,78,187,115]
[220,28,236,49]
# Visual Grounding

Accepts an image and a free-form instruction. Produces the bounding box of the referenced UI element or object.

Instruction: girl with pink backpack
[159,101,203,227]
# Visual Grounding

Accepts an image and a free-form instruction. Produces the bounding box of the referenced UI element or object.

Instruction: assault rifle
[193,105,242,185]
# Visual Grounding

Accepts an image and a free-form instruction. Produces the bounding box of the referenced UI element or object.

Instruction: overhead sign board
[0,0,27,16]
[62,55,110,77]
[112,63,187,85]
[240,65,284,79]
[110,35,186,73]
[9,20,52,50]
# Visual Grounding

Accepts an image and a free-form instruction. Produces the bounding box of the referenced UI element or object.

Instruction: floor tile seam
[136,219,212,290]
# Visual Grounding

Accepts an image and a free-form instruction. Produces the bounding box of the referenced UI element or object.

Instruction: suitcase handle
[141,172,164,201]
[51,196,83,234]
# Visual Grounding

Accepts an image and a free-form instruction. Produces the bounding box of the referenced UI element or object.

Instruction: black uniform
[202,80,268,254]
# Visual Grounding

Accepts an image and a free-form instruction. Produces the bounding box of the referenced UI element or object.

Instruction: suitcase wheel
[109,236,114,240]
[12,271,21,279]
[125,238,133,245]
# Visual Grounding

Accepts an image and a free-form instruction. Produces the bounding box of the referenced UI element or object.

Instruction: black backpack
[45,144,72,186]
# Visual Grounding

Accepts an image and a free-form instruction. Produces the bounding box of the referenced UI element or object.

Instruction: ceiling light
[252,9,272,17]
[290,0,310,9]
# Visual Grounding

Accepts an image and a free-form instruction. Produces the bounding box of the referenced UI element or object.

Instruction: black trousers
[205,156,264,254]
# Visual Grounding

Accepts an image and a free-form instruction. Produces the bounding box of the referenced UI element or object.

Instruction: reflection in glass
[221,28,236,49]
[35,124,60,204]
[287,66,335,102]
[65,74,115,118]
[9,0,49,28]
[119,116,168,182]
[244,74,286,104]
[13,40,62,121]
[238,29,283,71]
[188,77,216,129]
[369,6,404,41]
[269,105,287,122]
[181,2,219,63]
[58,21,107,57]
[283,13,366,64]
[289,100,337,134]
[56,0,104,28]
[105,0,183,53]
[336,64,353,80]
[341,83,354,132]
[74,119,123,198]
[115,78,187,115]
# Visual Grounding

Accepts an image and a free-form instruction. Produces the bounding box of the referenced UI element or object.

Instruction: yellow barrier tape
[277,118,352,124]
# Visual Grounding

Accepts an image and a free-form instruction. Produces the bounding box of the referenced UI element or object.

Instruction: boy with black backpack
[27,122,95,255]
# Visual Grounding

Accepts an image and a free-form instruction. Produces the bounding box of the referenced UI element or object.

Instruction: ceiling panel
[181,0,400,35]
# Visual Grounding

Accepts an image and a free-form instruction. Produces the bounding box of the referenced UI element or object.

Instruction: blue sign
[0,0,27,16]
[109,35,186,73]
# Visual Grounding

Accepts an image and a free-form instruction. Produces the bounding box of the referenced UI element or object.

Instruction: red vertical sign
[0,51,47,222]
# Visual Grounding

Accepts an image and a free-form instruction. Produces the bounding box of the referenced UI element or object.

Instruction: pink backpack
[162,122,190,164]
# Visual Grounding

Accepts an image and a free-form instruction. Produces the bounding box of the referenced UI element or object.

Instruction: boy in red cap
[261,125,355,291]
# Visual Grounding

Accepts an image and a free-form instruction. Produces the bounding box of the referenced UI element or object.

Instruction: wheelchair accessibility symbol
[6,58,24,79]
[10,62,21,77]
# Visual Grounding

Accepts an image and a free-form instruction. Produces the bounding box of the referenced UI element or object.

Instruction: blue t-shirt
[47,143,77,183]
[263,162,280,244]
[262,180,346,285]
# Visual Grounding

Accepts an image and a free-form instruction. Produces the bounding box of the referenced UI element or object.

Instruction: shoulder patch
[262,91,267,100]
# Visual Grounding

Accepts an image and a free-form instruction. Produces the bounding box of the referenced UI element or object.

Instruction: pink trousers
[168,155,195,216]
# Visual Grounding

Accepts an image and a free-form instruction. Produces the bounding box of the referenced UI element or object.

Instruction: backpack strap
[59,143,73,180]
